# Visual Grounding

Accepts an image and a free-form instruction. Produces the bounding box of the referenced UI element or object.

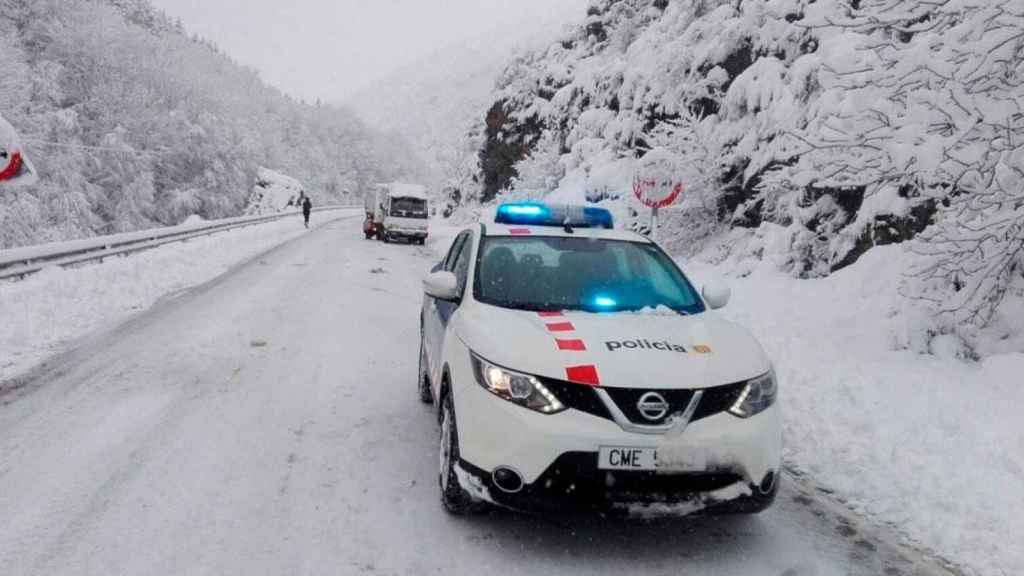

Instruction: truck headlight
[729,370,777,418]
[470,354,565,415]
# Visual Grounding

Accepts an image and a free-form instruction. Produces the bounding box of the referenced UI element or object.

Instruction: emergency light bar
[495,202,614,230]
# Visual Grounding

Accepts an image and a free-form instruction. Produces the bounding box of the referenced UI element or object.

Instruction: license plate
[598,447,658,471]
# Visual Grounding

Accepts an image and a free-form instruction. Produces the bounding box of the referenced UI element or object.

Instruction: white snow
[0,210,356,384]
[684,244,1023,576]
[387,183,429,201]
[0,218,955,576]
[245,168,306,215]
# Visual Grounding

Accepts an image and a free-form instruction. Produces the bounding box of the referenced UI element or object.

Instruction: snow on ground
[683,245,1023,576]
[0,218,952,576]
[0,210,356,385]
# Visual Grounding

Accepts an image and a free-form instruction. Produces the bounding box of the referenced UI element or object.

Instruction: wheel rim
[440,407,452,491]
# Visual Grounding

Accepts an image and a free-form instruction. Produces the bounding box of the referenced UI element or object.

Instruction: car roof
[482,222,652,243]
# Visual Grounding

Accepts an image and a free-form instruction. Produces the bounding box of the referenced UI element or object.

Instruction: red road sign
[632,148,683,209]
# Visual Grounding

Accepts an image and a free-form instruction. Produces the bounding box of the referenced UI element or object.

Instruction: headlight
[470,354,565,415]
[729,370,777,418]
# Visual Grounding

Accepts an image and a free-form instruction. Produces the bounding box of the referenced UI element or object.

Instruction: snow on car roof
[485,222,650,243]
[388,183,428,200]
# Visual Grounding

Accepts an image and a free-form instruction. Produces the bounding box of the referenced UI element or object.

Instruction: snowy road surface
[0,219,956,576]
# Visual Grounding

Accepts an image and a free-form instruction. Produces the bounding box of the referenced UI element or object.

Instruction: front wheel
[439,393,482,514]
[418,338,433,404]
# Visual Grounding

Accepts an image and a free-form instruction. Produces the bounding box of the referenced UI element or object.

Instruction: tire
[418,338,433,404]
[439,392,482,514]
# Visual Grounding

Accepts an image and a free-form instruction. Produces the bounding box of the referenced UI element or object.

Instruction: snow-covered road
[0,219,955,576]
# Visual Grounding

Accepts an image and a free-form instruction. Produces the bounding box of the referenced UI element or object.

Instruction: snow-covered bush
[245,168,306,216]
[761,0,1024,330]
[470,0,1023,338]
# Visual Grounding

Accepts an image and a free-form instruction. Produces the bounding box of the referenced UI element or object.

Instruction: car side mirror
[424,271,460,301]
[702,283,731,310]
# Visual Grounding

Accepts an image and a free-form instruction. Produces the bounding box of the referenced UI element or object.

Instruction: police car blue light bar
[495,202,614,230]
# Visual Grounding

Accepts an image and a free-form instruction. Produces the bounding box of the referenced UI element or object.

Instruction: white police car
[418,203,780,516]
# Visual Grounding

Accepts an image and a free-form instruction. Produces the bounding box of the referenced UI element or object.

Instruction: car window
[390,197,428,219]
[443,232,468,271]
[473,236,705,315]
[451,233,474,295]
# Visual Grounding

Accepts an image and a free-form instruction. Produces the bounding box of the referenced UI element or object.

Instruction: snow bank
[0,213,346,385]
[684,245,1023,576]
[245,168,305,215]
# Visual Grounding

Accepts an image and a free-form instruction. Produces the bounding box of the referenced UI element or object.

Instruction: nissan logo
[637,392,669,421]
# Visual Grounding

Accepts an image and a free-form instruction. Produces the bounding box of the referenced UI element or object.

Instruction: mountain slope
[345,3,588,202]
[470,0,1023,342]
[0,0,423,249]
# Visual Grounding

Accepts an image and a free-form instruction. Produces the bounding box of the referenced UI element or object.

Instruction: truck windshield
[474,236,705,315]
[390,198,427,218]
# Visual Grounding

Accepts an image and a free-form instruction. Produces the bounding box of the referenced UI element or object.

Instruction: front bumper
[451,357,782,515]
[385,227,428,238]
[458,453,774,517]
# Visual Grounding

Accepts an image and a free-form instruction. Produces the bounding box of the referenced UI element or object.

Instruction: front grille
[603,387,696,425]
[541,376,748,426]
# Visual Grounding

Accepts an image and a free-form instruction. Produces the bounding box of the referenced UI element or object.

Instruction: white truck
[363,183,429,244]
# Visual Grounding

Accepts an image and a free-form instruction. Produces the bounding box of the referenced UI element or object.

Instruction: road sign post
[632,148,682,241]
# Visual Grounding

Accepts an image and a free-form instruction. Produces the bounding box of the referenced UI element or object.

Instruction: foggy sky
[149,0,589,101]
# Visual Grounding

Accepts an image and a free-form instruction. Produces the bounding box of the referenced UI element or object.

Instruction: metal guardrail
[0,205,359,281]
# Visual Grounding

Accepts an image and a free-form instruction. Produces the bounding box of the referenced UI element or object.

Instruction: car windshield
[474,236,705,315]
[390,197,427,218]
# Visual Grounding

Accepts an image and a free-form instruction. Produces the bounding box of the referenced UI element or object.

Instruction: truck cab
[364,183,429,244]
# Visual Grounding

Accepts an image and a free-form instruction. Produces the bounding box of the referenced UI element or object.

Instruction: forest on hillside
[466,0,1023,341]
[0,0,423,249]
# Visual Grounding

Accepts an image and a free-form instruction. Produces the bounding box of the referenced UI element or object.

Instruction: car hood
[455,305,770,390]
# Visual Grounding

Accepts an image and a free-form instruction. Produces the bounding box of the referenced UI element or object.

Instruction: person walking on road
[301,194,313,229]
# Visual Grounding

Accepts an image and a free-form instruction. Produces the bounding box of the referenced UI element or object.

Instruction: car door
[423,231,470,384]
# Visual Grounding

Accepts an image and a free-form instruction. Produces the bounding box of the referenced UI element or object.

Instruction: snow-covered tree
[0,0,423,249]
[763,0,1024,326]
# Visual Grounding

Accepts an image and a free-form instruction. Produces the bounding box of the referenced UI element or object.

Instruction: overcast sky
[149,0,589,102]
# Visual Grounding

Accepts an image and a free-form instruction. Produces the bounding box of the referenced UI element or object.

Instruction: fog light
[492,467,524,494]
